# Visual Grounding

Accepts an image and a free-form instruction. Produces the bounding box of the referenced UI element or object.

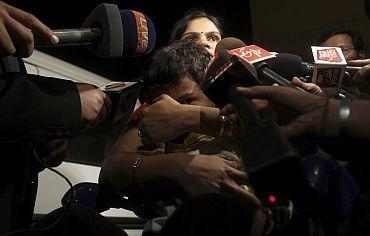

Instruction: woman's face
[181,17,221,56]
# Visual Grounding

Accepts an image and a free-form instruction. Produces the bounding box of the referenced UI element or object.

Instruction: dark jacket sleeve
[0,72,81,141]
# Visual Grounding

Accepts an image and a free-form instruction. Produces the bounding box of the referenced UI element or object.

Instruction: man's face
[321,33,358,61]
[164,75,214,107]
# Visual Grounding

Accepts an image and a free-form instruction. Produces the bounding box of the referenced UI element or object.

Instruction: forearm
[318,99,370,140]
[99,151,188,191]
[185,105,223,137]
[348,100,370,140]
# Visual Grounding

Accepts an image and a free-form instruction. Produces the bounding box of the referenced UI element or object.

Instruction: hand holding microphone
[228,86,340,138]
[0,2,156,58]
[0,1,58,57]
[34,4,156,58]
[346,59,370,96]
[291,77,327,97]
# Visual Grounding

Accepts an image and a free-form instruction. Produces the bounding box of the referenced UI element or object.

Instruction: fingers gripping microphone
[202,43,297,172]
[203,39,323,215]
[35,4,156,58]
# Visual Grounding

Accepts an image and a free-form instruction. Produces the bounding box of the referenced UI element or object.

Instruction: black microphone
[203,46,327,218]
[269,53,361,80]
[202,43,317,209]
[35,4,156,58]
[202,45,297,170]
[215,37,246,52]
[215,38,306,92]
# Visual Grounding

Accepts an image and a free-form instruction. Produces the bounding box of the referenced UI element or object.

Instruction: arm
[0,2,111,140]
[346,59,370,97]
[99,126,253,199]
[0,73,111,140]
[232,85,370,140]
[138,94,235,143]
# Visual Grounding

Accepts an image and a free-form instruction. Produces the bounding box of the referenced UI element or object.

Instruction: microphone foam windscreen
[215,37,246,52]
[269,53,304,80]
[120,10,156,57]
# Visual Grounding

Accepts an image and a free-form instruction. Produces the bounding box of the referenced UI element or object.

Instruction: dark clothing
[0,72,81,141]
[0,68,82,233]
[32,204,128,236]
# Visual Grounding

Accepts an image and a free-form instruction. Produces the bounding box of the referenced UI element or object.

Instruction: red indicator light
[268,195,276,203]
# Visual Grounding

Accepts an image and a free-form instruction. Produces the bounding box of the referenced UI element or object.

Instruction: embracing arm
[138,94,236,143]
[99,127,252,199]
[99,126,185,190]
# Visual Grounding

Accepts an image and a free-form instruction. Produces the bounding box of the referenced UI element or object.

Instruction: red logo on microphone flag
[132,10,149,56]
[317,48,343,63]
[228,45,275,64]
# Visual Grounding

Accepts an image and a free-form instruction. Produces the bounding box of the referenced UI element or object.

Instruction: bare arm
[228,86,370,140]
[99,126,252,199]
[138,94,235,143]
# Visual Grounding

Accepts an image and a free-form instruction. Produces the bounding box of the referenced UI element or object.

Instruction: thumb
[292,77,306,88]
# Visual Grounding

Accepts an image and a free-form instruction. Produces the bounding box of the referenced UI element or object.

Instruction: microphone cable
[1,142,74,236]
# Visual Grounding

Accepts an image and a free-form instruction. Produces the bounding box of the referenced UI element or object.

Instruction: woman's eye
[184,36,197,42]
[208,35,220,42]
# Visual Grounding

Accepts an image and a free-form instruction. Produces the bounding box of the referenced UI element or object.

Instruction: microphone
[215,37,246,52]
[203,39,314,211]
[204,44,333,218]
[35,4,156,58]
[269,53,361,80]
[202,46,262,108]
[270,48,355,96]
[215,38,306,92]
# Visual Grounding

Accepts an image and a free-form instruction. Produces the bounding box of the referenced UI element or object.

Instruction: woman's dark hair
[140,40,212,103]
[317,29,364,52]
[169,9,223,44]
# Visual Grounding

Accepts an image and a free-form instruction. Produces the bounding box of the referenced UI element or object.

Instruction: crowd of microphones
[31,5,370,232]
[2,1,370,236]
[202,36,369,232]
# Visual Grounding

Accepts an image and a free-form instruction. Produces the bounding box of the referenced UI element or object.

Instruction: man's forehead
[324,34,354,45]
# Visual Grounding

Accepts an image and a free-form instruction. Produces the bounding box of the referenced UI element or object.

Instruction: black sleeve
[0,72,81,141]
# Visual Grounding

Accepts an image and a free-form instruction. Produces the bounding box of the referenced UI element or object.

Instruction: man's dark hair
[317,29,364,52]
[169,9,223,44]
[140,40,212,102]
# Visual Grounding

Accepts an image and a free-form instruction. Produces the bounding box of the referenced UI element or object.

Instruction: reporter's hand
[138,94,199,143]
[347,59,370,96]
[225,86,339,138]
[348,59,370,67]
[171,154,259,203]
[0,1,58,57]
[291,77,327,97]
[77,83,112,129]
